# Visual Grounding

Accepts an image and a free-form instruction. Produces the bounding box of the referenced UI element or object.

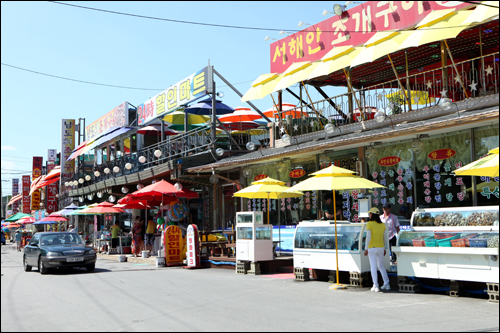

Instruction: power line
[1,63,255,91]
[460,1,499,8]
[47,1,498,33]
[0,155,35,160]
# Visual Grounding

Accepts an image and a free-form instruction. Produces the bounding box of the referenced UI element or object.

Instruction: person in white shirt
[380,203,400,263]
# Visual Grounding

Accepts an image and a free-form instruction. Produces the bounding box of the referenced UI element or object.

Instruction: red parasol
[217,121,260,131]
[39,214,69,222]
[129,180,199,201]
[84,202,125,214]
[263,103,308,119]
[218,107,263,123]
[137,124,179,136]
[5,223,21,228]
[18,217,36,225]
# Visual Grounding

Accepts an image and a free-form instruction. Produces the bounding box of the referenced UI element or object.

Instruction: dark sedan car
[23,232,97,274]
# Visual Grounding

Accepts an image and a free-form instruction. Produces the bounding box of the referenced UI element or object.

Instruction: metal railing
[271,52,499,138]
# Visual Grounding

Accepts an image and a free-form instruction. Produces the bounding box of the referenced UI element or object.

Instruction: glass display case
[411,206,499,228]
[236,211,273,262]
[394,206,499,283]
[293,221,390,273]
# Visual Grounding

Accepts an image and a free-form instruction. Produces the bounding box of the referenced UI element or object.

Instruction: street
[1,242,498,332]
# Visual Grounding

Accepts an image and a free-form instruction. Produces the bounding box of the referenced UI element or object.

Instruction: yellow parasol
[350,31,408,68]
[461,1,499,26]
[385,90,435,105]
[241,73,284,102]
[397,10,473,51]
[454,147,499,178]
[285,165,385,290]
[233,177,303,225]
[308,46,363,80]
[162,110,209,131]
[271,61,320,93]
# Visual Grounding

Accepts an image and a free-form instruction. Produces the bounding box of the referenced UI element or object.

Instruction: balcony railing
[272,52,499,138]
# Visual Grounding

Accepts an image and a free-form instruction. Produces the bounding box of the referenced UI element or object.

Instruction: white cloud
[1,145,17,151]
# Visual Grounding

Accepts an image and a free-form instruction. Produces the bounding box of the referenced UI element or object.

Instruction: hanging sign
[31,157,43,211]
[85,102,129,141]
[22,176,31,214]
[289,169,306,178]
[378,156,401,167]
[46,163,58,214]
[185,224,201,268]
[138,67,210,126]
[428,149,456,160]
[254,174,268,181]
[164,225,184,266]
[12,179,20,214]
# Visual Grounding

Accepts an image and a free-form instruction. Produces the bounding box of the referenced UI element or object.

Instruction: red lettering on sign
[428,149,456,160]
[377,156,401,167]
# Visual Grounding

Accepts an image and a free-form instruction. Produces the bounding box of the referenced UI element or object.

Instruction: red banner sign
[289,169,306,178]
[254,174,268,181]
[186,224,201,268]
[12,179,20,214]
[22,176,31,214]
[164,225,184,266]
[378,156,401,167]
[31,157,43,211]
[270,1,471,73]
[46,164,58,214]
[428,148,456,160]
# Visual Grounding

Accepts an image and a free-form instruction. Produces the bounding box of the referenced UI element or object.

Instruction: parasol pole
[267,193,270,224]
[334,191,339,285]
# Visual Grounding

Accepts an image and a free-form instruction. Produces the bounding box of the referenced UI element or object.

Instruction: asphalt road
[1,241,499,332]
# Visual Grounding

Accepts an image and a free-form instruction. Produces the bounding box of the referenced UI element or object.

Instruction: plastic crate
[469,238,488,248]
[437,234,461,247]
[434,232,459,240]
[424,237,437,247]
[451,234,478,247]
[412,236,429,247]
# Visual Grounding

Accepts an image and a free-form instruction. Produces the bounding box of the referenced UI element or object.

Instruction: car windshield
[40,233,83,246]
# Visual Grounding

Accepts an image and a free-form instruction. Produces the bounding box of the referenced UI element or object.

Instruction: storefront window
[287,157,317,223]
[366,140,414,224]
[474,125,499,206]
[414,130,472,208]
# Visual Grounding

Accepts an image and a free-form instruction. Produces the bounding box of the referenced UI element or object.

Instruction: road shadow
[24,267,112,275]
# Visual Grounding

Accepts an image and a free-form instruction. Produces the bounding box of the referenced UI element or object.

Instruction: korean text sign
[85,102,129,141]
[12,179,20,214]
[31,157,43,211]
[22,176,31,214]
[138,67,209,126]
[46,163,58,214]
[270,1,471,73]
[164,225,183,266]
[186,224,201,267]
[61,119,75,199]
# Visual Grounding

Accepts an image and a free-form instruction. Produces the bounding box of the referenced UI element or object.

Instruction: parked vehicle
[23,232,97,274]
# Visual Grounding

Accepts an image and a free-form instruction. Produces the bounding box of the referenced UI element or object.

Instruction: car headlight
[86,250,96,255]
[47,252,64,257]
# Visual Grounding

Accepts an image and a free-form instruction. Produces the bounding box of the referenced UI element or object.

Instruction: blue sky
[1,1,348,195]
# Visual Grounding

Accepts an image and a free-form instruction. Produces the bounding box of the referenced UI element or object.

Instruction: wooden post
[387,54,412,111]
[405,51,412,111]
[440,41,449,96]
[444,39,469,99]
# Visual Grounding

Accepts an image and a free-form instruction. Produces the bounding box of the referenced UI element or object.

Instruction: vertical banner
[164,225,183,266]
[186,224,201,268]
[22,176,31,214]
[48,149,57,163]
[61,119,75,207]
[46,163,58,214]
[31,157,43,210]
[12,179,20,214]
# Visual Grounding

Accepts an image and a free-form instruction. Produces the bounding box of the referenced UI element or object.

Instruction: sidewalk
[97,252,157,265]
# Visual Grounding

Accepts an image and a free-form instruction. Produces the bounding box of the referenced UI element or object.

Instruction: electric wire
[47,1,499,33]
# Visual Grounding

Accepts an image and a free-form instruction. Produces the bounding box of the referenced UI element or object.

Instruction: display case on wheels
[236,211,273,262]
[293,221,390,274]
[393,206,499,285]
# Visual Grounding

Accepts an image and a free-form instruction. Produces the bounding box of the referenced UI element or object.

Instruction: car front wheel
[38,257,48,275]
[24,256,32,272]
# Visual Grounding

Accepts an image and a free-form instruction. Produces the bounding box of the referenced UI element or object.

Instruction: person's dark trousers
[389,237,397,262]
[111,238,118,249]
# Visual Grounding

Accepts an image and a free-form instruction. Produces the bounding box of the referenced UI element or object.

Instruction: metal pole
[270,94,289,135]
[387,54,412,111]
[212,80,217,144]
[301,82,324,129]
[479,26,486,96]
[334,191,339,285]
[405,51,412,111]
[443,39,469,99]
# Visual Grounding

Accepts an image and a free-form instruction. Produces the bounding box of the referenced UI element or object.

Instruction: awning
[29,177,43,195]
[308,46,363,80]
[66,141,89,161]
[397,10,473,50]
[241,73,283,102]
[271,61,320,93]
[461,1,499,26]
[350,31,408,68]
[44,165,61,180]
[33,176,60,190]
[80,126,136,155]
[7,194,22,206]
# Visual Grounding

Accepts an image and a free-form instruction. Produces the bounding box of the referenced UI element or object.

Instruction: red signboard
[31,157,43,211]
[428,149,456,160]
[378,156,401,167]
[46,163,58,214]
[289,169,306,178]
[254,174,268,181]
[12,179,19,214]
[22,176,31,214]
[270,1,471,73]
[164,225,184,266]
[186,224,201,268]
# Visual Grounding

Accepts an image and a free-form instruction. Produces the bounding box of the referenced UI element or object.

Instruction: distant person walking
[380,203,400,263]
[364,207,390,292]
[144,216,156,255]
[110,221,120,249]
[15,230,22,252]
